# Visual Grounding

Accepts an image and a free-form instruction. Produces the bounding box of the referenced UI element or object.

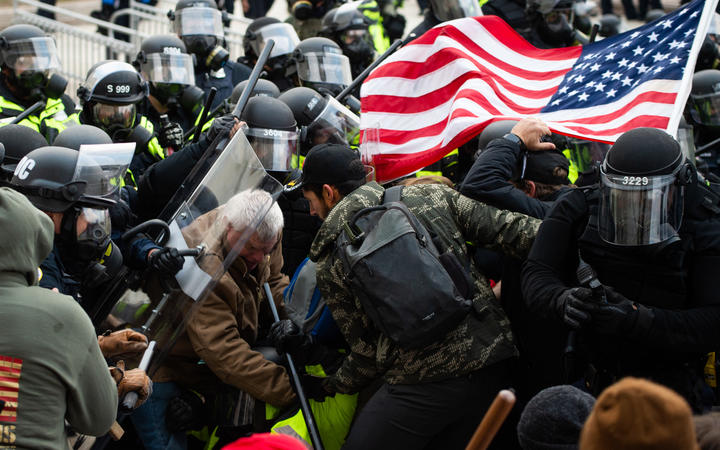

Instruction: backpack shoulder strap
[383,185,404,204]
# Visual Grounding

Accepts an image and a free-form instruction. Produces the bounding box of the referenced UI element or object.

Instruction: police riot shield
[101,131,283,377]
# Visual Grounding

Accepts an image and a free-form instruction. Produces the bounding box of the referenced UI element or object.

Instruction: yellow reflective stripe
[266,402,282,420]
[562,149,579,183]
[291,153,305,169]
[305,364,327,377]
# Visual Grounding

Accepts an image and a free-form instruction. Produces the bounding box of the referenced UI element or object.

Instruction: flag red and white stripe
[0,355,22,423]
[359,0,716,182]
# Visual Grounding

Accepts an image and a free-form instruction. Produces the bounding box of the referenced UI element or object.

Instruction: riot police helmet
[170,0,228,70]
[133,35,200,108]
[53,125,112,150]
[429,0,481,22]
[688,69,720,127]
[286,37,352,96]
[0,124,48,180]
[230,78,280,105]
[320,4,374,73]
[598,128,694,246]
[77,61,149,135]
[243,17,300,67]
[240,96,299,172]
[476,120,518,156]
[0,24,61,95]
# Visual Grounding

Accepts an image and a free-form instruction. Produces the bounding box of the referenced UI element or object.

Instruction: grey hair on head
[223,189,283,243]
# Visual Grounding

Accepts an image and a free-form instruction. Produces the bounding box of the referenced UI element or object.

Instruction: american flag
[0,355,21,423]
[359,0,717,183]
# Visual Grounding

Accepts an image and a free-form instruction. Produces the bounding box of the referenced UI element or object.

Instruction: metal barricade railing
[13,0,144,104]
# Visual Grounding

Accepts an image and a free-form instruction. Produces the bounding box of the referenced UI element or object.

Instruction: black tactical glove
[158,121,184,151]
[205,114,237,142]
[166,390,206,432]
[268,319,312,355]
[299,374,330,402]
[556,287,594,329]
[588,288,654,337]
[148,247,185,276]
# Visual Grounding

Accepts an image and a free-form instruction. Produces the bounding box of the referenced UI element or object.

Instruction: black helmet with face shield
[243,17,300,75]
[320,4,375,77]
[169,0,229,71]
[687,69,720,127]
[77,61,149,138]
[286,37,352,97]
[0,24,65,101]
[240,96,299,173]
[133,35,204,114]
[598,128,695,247]
[429,0,481,22]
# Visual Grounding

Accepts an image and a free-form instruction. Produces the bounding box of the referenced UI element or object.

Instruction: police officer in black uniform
[133,35,206,143]
[285,37,353,98]
[0,25,77,143]
[241,17,300,92]
[521,127,720,411]
[170,0,251,109]
[320,4,376,78]
[687,69,720,178]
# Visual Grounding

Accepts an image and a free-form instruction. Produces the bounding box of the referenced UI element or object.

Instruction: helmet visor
[92,103,136,131]
[566,138,610,172]
[141,53,195,85]
[689,91,720,126]
[676,127,695,165]
[74,143,134,201]
[77,207,112,244]
[432,0,482,21]
[244,127,298,172]
[306,95,360,146]
[1,37,60,74]
[598,169,684,246]
[296,52,352,86]
[175,7,224,38]
[252,23,300,60]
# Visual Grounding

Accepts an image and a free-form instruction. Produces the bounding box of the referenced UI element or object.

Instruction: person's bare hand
[510,117,556,151]
[229,120,244,139]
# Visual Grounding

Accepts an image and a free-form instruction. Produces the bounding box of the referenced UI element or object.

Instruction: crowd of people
[2,0,720,448]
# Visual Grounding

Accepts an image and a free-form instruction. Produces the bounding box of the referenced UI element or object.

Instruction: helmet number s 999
[106,84,132,94]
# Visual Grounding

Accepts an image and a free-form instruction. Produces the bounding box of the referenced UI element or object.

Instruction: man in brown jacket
[132,189,294,450]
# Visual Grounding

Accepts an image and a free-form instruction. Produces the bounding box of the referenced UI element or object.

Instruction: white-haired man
[133,189,293,450]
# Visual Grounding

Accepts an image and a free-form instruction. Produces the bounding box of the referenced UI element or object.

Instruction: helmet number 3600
[107,84,131,94]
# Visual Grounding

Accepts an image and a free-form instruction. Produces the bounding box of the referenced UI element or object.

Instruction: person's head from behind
[299,143,366,220]
[513,148,571,200]
[694,412,720,450]
[222,189,283,271]
[580,377,699,450]
[517,385,595,450]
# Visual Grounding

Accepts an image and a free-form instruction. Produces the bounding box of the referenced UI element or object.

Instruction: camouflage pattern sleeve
[451,190,541,260]
[316,255,382,394]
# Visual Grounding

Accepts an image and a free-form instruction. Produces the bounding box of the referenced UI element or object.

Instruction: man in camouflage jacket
[298,143,541,449]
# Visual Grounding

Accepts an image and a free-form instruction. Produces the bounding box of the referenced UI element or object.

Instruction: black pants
[342,360,516,450]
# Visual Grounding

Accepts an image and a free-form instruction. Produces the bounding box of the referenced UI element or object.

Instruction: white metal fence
[12,0,253,103]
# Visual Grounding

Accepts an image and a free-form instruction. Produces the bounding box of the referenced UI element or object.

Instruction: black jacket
[195,60,252,110]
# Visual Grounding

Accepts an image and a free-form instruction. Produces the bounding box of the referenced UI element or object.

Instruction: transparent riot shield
[102,131,283,377]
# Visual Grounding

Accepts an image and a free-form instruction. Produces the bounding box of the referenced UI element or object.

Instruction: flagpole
[669,0,720,136]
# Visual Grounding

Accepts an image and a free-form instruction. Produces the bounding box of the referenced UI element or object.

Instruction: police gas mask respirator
[91,102,137,138]
[172,6,229,71]
[182,36,229,71]
[0,36,67,101]
[56,206,114,276]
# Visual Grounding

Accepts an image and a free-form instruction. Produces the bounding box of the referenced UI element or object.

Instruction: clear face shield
[306,95,360,147]
[296,52,352,89]
[174,7,224,38]
[431,0,482,22]
[141,53,195,86]
[1,36,61,77]
[74,143,135,202]
[688,91,720,126]
[598,168,685,246]
[676,127,696,166]
[566,138,610,172]
[251,23,300,60]
[244,127,299,172]
[92,103,137,133]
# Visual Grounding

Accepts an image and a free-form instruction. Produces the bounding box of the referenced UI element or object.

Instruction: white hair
[223,189,283,243]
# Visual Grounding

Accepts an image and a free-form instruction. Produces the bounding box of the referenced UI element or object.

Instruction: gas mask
[91,102,137,138]
[56,206,113,278]
[152,82,205,115]
[182,35,229,71]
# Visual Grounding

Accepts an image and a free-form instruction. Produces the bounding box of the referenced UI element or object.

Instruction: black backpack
[334,186,474,349]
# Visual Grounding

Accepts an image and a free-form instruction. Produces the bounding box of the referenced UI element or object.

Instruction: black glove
[158,121,184,151]
[556,287,594,329]
[205,114,237,142]
[166,390,206,432]
[299,374,330,402]
[148,247,185,276]
[268,319,312,355]
[589,288,654,337]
